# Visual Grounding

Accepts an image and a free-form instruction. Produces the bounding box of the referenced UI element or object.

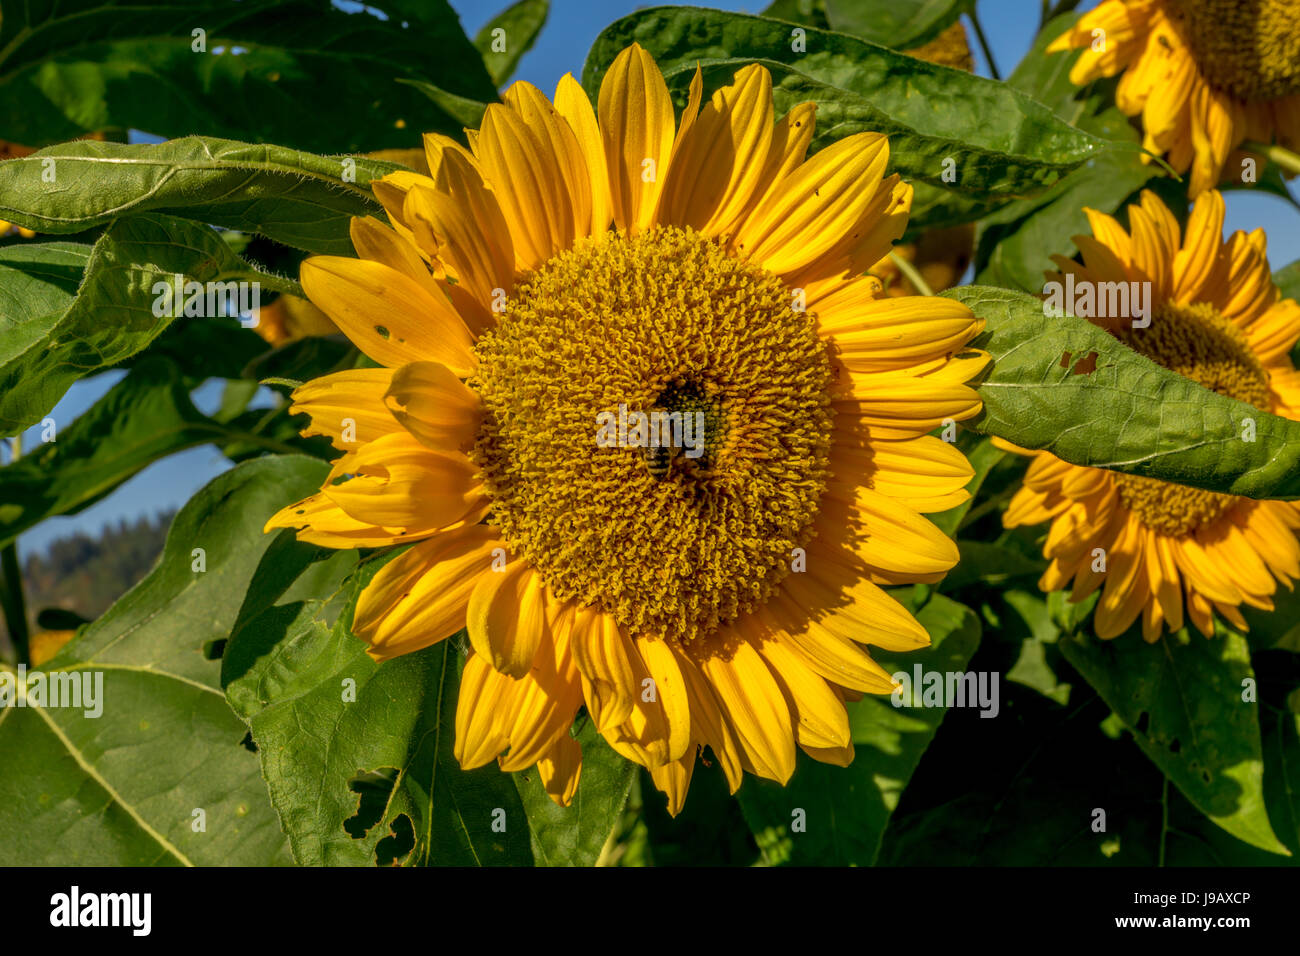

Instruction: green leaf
[0,0,495,153]
[974,15,1159,291]
[820,0,970,49]
[1059,627,1289,855]
[582,6,1114,204]
[929,434,1003,536]
[0,356,273,549]
[512,719,636,866]
[877,679,1293,865]
[940,539,1043,591]
[139,316,270,382]
[1274,259,1300,301]
[736,593,981,865]
[948,285,1300,499]
[1261,702,1300,856]
[974,107,1158,292]
[1001,590,1074,706]
[0,137,397,254]
[761,0,831,29]
[222,545,536,866]
[475,0,550,87]
[0,455,325,865]
[0,214,287,438]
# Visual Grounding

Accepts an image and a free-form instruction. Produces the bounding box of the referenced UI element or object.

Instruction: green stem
[234,269,303,300]
[0,437,28,665]
[889,250,935,297]
[220,430,304,457]
[1044,0,1084,21]
[1241,140,1300,177]
[968,5,1001,81]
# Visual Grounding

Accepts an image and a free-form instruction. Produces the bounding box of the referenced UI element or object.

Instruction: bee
[642,405,680,479]
[643,441,678,479]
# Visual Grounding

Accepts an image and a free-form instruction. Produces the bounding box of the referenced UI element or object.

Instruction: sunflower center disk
[1112,301,1271,536]
[468,226,835,643]
[1165,0,1300,101]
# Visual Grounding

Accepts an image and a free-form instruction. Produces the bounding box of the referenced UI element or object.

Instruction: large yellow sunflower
[267,44,987,811]
[1003,188,1300,641]
[1047,0,1300,196]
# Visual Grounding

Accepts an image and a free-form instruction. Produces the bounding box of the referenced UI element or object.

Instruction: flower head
[1003,189,1300,640]
[268,44,987,811]
[1048,0,1300,195]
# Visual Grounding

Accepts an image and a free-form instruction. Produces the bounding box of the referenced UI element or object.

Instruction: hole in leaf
[202,638,228,660]
[240,731,258,753]
[1169,738,1181,754]
[1135,711,1150,735]
[344,768,399,840]
[376,813,416,866]
[1070,351,1098,375]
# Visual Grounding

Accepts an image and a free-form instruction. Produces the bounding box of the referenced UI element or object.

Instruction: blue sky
[15,0,1300,559]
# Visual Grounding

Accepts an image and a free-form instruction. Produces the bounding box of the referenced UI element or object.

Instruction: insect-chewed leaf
[949,285,1300,500]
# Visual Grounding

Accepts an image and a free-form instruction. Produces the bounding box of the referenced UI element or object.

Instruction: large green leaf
[512,720,636,866]
[475,0,550,87]
[224,538,599,866]
[582,7,1117,204]
[0,356,299,550]
[736,593,981,865]
[0,456,325,865]
[974,16,1159,291]
[949,285,1300,499]
[1261,700,1300,856]
[1059,627,1289,855]
[0,0,495,152]
[0,215,291,438]
[820,0,970,49]
[1276,259,1300,301]
[878,679,1293,865]
[0,137,397,254]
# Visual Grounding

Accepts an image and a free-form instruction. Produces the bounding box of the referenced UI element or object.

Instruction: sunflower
[266,44,987,811]
[1002,188,1300,641]
[1047,0,1300,196]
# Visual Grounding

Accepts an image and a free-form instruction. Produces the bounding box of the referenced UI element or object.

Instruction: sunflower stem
[1242,140,1300,178]
[967,6,1001,81]
[889,251,935,297]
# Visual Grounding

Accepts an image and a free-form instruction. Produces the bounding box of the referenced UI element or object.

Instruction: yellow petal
[385,361,481,453]
[598,43,676,232]
[734,131,890,275]
[554,73,613,233]
[300,256,475,372]
[696,636,796,783]
[538,733,583,807]
[570,605,638,731]
[503,80,593,241]
[467,560,549,678]
[289,367,401,450]
[473,100,576,268]
[323,432,483,531]
[656,63,775,237]
[354,524,502,660]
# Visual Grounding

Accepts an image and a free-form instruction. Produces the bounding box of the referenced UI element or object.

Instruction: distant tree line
[12,511,176,637]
